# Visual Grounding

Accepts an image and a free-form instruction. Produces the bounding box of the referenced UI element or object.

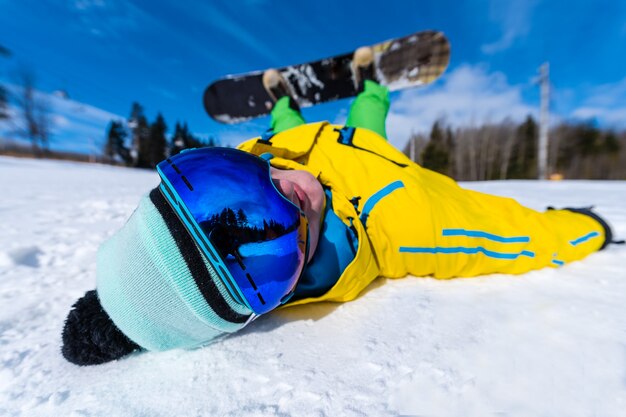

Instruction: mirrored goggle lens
[157,148,308,314]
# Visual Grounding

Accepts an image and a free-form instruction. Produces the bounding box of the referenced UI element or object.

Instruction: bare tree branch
[12,68,53,154]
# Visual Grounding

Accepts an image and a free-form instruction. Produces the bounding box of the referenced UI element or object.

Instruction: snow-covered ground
[1,155,625,417]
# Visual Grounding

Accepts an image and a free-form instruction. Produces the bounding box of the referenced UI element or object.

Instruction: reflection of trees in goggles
[201,207,299,260]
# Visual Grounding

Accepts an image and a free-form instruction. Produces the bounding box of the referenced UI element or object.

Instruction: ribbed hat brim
[96,188,251,351]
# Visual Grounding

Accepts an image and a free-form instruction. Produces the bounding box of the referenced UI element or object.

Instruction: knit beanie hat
[62,188,252,365]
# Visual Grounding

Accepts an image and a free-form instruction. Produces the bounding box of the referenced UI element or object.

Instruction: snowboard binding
[262,69,300,111]
[351,46,376,92]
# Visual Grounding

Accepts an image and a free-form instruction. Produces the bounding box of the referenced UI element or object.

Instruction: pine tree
[576,123,601,156]
[507,115,537,179]
[169,121,205,156]
[445,126,455,178]
[603,131,620,155]
[0,85,8,120]
[104,121,118,160]
[0,45,9,121]
[148,113,168,167]
[104,121,131,164]
[170,122,185,156]
[421,120,451,175]
[128,102,150,168]
[183,122,204,149]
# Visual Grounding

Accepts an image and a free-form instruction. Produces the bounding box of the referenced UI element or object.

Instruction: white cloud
[581,77,626,108]
[215,114,272,146]
[571,76,626,127]
[148,86,178,101]
[1,84,125,153]
[69,1,279,63]
[215,128,262,147]
[69,0,150,39]
[73,0,106,11]
[332,108,348,125]
[572,106,626,125]
[481,0,540,54]
[192,3,281,63]
[52,114,70,127]
[386,64,537,149]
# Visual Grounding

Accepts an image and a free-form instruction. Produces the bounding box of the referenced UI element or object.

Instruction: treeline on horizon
[2,58,625,180]
[402,115,626,180]
[109,104,626,180]
[0,51,219,165]
[104,102,218,168]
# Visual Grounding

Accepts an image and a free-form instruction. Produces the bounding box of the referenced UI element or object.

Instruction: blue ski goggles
[156,147,309,315]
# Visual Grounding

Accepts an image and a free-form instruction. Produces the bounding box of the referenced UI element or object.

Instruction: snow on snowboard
[203,30,450,124]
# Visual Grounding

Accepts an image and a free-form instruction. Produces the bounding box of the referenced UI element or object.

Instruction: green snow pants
[270,80,390,140]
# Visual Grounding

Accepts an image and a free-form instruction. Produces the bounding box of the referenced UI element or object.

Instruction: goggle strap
[150,188,251,324]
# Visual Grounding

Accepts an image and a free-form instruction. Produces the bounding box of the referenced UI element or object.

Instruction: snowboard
[203,30,450,124]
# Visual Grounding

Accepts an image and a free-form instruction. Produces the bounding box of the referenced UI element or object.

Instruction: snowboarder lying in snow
[62,47,619,365]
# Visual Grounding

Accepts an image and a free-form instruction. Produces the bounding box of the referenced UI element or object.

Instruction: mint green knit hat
[96,188,252,351]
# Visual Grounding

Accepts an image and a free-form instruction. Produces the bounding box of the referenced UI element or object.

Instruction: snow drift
[1,156,625,417]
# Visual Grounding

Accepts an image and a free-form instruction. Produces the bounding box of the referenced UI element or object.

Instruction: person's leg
[270,97,306,133]
[346,80,390,140]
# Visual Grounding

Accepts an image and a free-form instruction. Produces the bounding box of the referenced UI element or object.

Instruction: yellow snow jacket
[238,122,606,307]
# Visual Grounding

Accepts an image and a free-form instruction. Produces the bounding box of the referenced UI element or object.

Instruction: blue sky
[1,0,625,153]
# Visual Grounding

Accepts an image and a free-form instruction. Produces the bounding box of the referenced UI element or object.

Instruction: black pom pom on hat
[62,290,141,366]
